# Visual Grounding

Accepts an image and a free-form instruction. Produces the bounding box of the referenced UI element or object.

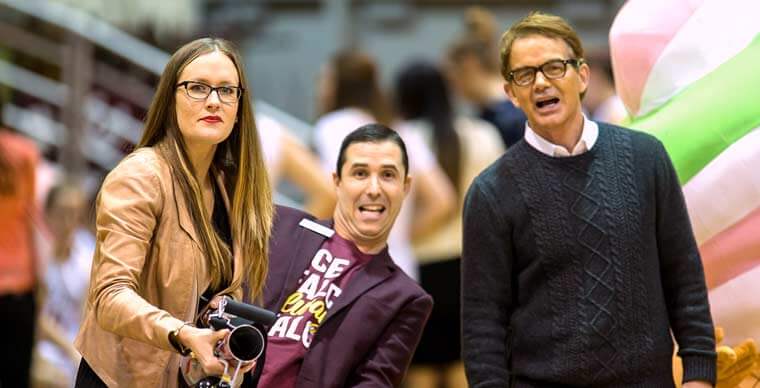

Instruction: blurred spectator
[0,126,40,388]
[32,183,94,388]
[313,50,455,280]
[395,61,504,388]
[583,53,629,125]
[446,7,526,148]
[256,114,335,218]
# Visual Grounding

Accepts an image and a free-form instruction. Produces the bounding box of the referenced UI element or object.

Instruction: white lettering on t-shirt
[324,258,350,279]
[325,284,341,309]
[285,316,303,341]
[269,239,369,350]
[310,249,332,272]
[298,274,320,299]
[301,322,316,348]
[268,316,291,337]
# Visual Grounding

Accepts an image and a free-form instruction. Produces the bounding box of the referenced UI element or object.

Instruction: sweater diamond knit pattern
[497,125,671,385]
[462,123,716,387]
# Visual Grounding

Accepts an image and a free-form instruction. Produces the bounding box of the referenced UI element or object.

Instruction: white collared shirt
[524,115,599,157]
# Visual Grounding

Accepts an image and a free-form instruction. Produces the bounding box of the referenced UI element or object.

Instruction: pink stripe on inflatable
[700,207,760,290]
[609,0,703,116]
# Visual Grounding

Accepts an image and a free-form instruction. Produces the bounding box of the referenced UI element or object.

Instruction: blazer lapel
[272,220,330,310]
[171,174,200,246]
[323,249,394,322]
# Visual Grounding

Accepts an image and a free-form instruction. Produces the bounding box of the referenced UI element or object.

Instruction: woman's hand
[178,325,230,376]
[208,294,227,310]
[190,295,258,381]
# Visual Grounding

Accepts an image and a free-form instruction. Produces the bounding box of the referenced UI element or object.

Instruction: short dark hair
[335,123,409,178]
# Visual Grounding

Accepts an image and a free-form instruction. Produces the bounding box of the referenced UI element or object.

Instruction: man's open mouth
[359,205,385,214]
[536,97,560,109]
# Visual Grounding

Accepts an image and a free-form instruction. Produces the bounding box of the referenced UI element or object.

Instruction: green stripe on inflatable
[628,32,760,185]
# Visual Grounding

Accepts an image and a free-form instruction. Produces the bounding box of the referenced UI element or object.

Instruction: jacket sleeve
[653,140,717,384]
[461,179,514,387]
[346,292,433,387]
[89,154,185,351]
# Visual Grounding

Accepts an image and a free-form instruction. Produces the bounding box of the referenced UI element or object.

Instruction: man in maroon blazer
[248,124,433,387]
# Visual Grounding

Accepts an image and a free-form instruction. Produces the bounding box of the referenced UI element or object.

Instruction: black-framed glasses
[507,58,584,87]
[176,80,243,103]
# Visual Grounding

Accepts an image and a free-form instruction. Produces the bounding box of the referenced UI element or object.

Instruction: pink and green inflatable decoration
[610,0,760,350]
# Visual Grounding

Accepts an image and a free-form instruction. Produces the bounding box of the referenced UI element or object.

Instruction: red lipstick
[200,115,222,123]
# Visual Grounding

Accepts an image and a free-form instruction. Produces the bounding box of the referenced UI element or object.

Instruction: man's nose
[533,71,551,89]
[366,175,381,197]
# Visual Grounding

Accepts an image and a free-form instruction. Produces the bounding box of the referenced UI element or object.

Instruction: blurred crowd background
[0,1,627,387]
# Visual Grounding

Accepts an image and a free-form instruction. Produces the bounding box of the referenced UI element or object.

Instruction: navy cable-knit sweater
[461,123,716,387]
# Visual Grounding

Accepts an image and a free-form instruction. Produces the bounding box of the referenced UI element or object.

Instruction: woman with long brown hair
[74,37,273,388]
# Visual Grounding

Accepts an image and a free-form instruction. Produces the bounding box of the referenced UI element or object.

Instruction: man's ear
[403,175,412,196]
[504,82,521,109]
[332,172,340,188]
[578,61,590,96]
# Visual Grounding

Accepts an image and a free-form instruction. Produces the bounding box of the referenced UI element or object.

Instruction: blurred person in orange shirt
[0,124,40,388]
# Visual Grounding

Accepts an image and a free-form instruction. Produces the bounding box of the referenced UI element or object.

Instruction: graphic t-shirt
[258,233,374,388]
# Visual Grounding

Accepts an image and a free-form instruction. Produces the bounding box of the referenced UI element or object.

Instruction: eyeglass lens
[512,60,571,86]
[183,82,240,102]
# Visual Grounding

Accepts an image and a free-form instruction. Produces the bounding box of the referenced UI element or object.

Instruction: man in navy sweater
[461,11,716,388]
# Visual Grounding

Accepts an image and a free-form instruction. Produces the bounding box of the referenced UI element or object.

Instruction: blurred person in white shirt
[312,50,455,281]
[34,183,94,387]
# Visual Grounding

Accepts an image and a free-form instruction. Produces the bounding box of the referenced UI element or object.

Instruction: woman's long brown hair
[321,50,392,125]
[447,7,501,74]
[136,38,272,301]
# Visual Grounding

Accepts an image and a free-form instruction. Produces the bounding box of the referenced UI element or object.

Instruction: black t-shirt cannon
[181,296,276,387]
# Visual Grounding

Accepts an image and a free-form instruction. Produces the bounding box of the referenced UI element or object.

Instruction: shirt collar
[524,114,599,157]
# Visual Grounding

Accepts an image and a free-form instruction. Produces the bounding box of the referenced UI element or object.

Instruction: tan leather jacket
[75,147,244,388]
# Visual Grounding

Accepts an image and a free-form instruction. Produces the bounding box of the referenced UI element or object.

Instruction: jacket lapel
[272,219,331,310]
[322,248,394,322]
[171,174,201,246]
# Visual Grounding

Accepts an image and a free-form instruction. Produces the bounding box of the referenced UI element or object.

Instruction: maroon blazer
[250,206,433,388]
